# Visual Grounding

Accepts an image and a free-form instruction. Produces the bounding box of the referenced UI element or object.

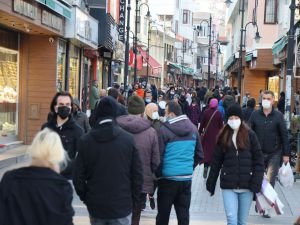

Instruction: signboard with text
[118,0,126,43]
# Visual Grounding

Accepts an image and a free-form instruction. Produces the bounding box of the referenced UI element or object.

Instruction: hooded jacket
[158,115,203,181]
[117,115,160,194]
[73,119,143,219]
[42,116,83,179]
[0,167,74,225]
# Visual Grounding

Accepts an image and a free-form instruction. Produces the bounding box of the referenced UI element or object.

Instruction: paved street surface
[1,159,299,225]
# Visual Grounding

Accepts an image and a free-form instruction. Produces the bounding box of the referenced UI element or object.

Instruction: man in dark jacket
[156,101,203,225]
[249,90,289,217]
[108,87,128,116]
[117,95,160,225]
[73,96,143,225]
[242,97,256,123]
[42,91,83,179]
[72,98,91,133]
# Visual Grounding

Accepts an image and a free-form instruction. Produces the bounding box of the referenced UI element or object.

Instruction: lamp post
[124,0,131,90]
[225,0,260,100]
[177,56,183,86]
[211,42,222,86]
[134,0,151,84]
[194,14,212,89]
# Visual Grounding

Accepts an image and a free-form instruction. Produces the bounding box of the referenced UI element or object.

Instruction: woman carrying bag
[199,98,223,178]
[206,104,264,225]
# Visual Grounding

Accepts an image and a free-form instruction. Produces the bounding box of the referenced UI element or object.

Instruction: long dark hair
[50,91,74,113]
[217,122,250,151]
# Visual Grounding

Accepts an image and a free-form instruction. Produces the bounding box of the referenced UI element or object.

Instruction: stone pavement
[0,146,299,225]
[73,165,300,225]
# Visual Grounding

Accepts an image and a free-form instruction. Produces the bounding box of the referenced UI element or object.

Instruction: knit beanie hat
[226,103,243,121]
[95,96,118,119]
[145,103,158,118]
[128,95,145,115]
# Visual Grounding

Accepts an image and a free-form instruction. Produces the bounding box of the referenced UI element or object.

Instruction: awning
[224,54,235,71]
[272,36,288,55]
[168,62,194,76]
[245,53,253,62]
[138,48,162,69]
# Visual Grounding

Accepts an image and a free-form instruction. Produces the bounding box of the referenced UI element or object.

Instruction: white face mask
[227,119,241,130]
[262,99,272,109]
[152,111,159,120]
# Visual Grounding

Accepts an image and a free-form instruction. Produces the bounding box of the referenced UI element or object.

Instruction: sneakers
[203,167,208,179]
[262,213,271,218]
[149,196,155,210]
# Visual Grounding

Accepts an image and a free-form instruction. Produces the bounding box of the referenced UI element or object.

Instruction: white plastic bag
[278,162,294,188]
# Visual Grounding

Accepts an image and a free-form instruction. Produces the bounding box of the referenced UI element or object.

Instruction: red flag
[137,55,143,70]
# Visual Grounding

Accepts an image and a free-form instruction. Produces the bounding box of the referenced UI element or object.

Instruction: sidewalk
[0,145,28,170]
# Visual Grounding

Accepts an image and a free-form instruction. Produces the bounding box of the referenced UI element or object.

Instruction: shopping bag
[278,162,294,188]
[255,177,284,216]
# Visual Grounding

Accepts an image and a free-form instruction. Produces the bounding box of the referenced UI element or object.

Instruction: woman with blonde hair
[0,128,74,225]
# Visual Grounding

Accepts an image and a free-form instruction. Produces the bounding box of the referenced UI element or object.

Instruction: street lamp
[177,56,183,86]
[225,0,259,100]
[242,21,261,47]
[134,0,151,84]
[124,0,132,91]
[194,14,212,89]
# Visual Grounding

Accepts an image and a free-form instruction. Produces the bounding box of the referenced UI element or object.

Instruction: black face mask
[57,106,71,119]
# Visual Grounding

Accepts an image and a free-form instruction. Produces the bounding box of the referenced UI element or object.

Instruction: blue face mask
[145,98,151,103]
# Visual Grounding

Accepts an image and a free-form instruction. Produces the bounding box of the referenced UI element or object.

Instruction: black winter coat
[249,108,289,156]
[0,167,74,225]
[73,119,143,219]
[206,129,264,196]
[42,116,84,178]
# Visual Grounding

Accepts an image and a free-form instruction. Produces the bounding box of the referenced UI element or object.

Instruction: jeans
[90,214,132,225]
[156,179,191,225]
[222,190,253,225]
[131,193,147,225]
[264,152,281,187]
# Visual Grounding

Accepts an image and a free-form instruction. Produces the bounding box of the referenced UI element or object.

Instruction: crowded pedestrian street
[2,0,300,225]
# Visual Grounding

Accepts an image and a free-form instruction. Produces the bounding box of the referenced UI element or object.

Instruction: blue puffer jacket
[158,115,203,181]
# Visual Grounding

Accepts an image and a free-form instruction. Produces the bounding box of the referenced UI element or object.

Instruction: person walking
[73,96,143,225]
[89,80,100,115]
[0,128,74,225]
[145,102,161,133]
[199,98,223,178]
[117,96,160,225]
[249,90,289,218]
[156,101,203,225]
[187,97,201,127]
[42,92,83,179]
[206,104,264,225]
[72,99,91,133]
[277,91,285,114]
[242,98,256,124]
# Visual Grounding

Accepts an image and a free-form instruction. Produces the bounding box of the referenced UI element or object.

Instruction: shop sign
[13,0,38,20]
[65,7,98,49]
[118,0,126,43]
[42,10,63,31]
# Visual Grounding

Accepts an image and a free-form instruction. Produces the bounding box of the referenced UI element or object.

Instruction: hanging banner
[118,0,126,43]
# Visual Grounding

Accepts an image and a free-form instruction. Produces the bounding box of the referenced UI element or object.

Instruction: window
[175,20,178,34]
[201,57,208,65]
[197,56,201,69]
[264,0,277,24]
[182,39,189,53]
[198,25,208,37]
[183,10,190,24]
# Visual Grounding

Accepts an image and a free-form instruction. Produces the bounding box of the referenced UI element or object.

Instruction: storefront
[0,29,18,142]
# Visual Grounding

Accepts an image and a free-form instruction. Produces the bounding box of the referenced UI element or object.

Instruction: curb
[0,145,29,169]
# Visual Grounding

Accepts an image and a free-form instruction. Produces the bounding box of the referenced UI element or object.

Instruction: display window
[0,47,18,139]
[57,40,66,92]
[268,76,279,101]
[69,44,80,99]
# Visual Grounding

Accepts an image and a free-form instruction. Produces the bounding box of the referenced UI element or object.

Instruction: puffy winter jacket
[206,129,264,195]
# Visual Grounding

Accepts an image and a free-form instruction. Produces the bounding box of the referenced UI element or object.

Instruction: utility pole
[238,0,245,101]
[207,14,212,89]
[146,19,150,85]
[134,0,139,84]
[161,15,166,88]
[124,0,131,90]
[285,0,297,128]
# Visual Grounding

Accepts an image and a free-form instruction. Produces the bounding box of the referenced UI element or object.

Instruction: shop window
[69,45,80,99]
[264,0,277,24]
[268,76,279,101]
[0,48,18,138]
[57,40,66,92]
